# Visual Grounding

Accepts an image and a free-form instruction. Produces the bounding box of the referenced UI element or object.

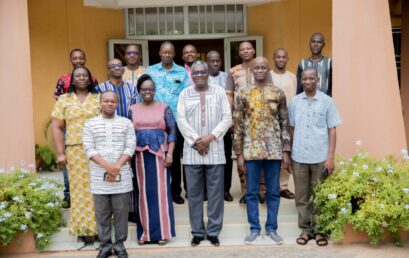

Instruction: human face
[310,34,325,55]
[70,51,86,69]
[251,59,269,82]
[72,67,90,91]
[108,59,124,79]
[182,45,197,66]
[239,42,255,62]
[206,53,221,75]
[274,49,288,70]
[125,45,140,66]
[191,65,209,89]
[100,92,118,117]
[140,80,155,103]
[301,69,319,93]
[159,44,175,65]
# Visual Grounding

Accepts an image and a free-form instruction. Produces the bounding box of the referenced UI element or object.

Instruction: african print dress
[129,102,176,242]
[52,93,100,236]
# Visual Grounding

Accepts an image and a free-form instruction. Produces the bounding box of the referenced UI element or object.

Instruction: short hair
[302,67,319,77]
[160,41,175,51]
[191,60,208,71]
[67,66,98,94]
[239,41,254,50]
[310,32,325,42]
[126,44,140,51]
[69,48,85,58]
[136,74,155,93]
[100,90,118,101]
[206,50,220,60]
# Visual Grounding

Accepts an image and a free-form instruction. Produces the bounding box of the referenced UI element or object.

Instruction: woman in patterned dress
[129,74,176,245]
[51,66,100,249]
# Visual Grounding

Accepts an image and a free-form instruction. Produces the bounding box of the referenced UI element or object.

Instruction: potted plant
[314,144,409,246]
[0,166,65,252]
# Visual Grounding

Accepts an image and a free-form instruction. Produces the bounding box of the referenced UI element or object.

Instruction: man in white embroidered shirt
[177,61,232,247]
[83,91,136,258]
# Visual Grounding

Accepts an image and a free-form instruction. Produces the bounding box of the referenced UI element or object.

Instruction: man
[83,91,136,258]
[233,57,291,245]
[270,48,296,200]
[182,44,198,85]
[289,68,341,246]
[147,41,190,204]
[296,33,332,96]
[226,41,266,204]
[206,50,233,202]
[97,58,138,118]
[177,61,232,247]
[123,44,145,87]
[53,48,98,208]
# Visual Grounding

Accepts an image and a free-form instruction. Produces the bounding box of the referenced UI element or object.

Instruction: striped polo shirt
[296,57,332,96]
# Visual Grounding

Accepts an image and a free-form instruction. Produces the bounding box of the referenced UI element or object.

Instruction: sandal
[296,232,312,245]
[315,233,328,247]
[158,239,167,246]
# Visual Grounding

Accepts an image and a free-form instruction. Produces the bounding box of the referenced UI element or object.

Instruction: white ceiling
[84,0,276,9]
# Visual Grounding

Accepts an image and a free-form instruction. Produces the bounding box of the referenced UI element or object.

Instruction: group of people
[51,32,341,258]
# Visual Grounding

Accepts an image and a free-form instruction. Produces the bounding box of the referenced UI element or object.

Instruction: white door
[108,39,149,67]
[224,36,263,71]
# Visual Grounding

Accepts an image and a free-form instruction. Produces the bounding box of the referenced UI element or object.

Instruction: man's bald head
[252,56,269,67]
[251,56,270,83]
[206,50,222,76]
[273,48,288,58]
[273,48,288,71]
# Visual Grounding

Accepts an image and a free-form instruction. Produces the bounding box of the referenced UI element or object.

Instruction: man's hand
[106,163,120,177]
[105,173,117,182]
[194,135,216,150]
[324,158,335,175]
[164,154,173,168]
[237,154,246,173]
[57,154,67,167]
[197,146,209,156]
[282,152,291,172]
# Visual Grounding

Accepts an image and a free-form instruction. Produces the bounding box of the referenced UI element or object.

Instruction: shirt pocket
[313,111,327,128]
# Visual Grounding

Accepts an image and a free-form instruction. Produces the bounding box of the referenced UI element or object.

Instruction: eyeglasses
[191,70,208,76]
[108,63,123,69]
[125,51,140,56]
[140,88,155,93]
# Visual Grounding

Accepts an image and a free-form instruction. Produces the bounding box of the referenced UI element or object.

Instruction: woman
[51,66,100,249]
[129,74,176,245]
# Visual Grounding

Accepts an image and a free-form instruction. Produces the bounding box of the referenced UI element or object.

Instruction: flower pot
[0,230,36,254]
[340,224,409,245]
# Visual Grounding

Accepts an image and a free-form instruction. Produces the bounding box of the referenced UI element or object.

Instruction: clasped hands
[105,163,121,182]
[193,134,216,156]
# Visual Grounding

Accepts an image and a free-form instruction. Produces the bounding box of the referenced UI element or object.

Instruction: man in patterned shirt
[123,44,145,87]
[233,57,291,245]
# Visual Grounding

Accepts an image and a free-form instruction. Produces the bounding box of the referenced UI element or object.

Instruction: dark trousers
[171,125,186,196]
[223,132,233,192]
[93,192,131,253]
[63,167,70,199]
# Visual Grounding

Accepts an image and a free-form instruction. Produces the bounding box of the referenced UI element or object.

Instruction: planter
[0,230,36,255]
[340,224,409,245]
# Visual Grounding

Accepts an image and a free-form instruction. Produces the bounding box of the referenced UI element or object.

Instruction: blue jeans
[246,160,281,233]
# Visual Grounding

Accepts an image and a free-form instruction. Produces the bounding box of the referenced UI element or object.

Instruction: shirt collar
[159,62,176,72]
[301,90,320,100]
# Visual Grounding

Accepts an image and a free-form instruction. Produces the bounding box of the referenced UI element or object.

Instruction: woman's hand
[237,154,246,173]
[57,154,67,167]
[165,154,173,168]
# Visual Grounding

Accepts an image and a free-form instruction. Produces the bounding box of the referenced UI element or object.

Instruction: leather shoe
[258,193,266,204]
[224,191,233,202]
[172,194,185,204]
[207,235,220,246]
[280,189,295,199]
[191,236,204,246]
[96,249,112,258]
[239,194,246,204]
[114,249,128,258]
[62,195,70,209]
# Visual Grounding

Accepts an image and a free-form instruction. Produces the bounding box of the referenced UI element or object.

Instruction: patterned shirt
[54,73,98,100]
[177,84,232,165]
[296,56,332,96]
[226,64,254,105]
[208,71,227,89]
[270,70,297,105]
[147,62,190,120]
[289,91,341,164]
[123,66,146,87]
[233,83,291,160]
[96,80,138,118]
[51,93,100,145]
[83,115,136,194]
[185,64,194,85]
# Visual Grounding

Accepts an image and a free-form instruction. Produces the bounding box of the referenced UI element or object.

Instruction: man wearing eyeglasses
[123,44,145,88]
[96,58,139,118]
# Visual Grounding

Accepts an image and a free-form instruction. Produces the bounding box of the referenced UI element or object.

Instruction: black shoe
[224,191,233,202]
[258,193,266,204]
[191,236,205,246]
[204,194,208,201]
[207,235,220,246]
[62,195,70,209]
[114,249,128,258]
[280,189,295,199]
[172,195,185,205]
[96,249,112,258]
[239,195,246,204]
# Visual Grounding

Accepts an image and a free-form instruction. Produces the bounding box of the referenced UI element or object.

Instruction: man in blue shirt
[147,41,190,204]
[288,67,341,247]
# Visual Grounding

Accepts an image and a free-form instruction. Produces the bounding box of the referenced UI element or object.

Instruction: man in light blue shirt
[288,67,341,247]
[147,41,190,205]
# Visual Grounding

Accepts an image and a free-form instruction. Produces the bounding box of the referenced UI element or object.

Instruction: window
[392,27,401,85]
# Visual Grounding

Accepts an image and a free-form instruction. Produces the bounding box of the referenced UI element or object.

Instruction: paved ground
[3,243,409,258]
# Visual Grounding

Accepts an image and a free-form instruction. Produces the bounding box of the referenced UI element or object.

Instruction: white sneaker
[265,231,283,245]
[244,232,262,244]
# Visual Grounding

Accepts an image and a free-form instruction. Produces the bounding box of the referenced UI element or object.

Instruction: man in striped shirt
[296,33,332,96]
[177,61,232,247]
[97,58,139,118]
[83,91,136,258]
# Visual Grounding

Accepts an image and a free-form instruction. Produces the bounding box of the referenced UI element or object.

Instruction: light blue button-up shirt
[288,91,341,164]
[147,62,190,120]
